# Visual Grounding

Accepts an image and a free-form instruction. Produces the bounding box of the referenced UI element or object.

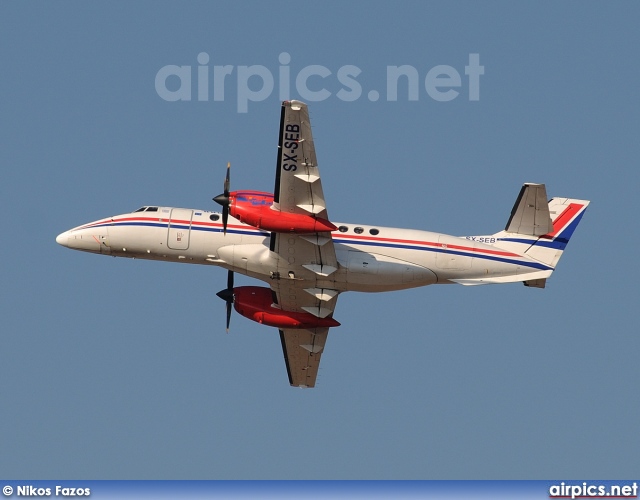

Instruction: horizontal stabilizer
[524,278,546,288]
[505,183,553,236]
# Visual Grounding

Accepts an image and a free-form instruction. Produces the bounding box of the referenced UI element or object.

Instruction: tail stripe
[538,209,586,250]
[540,203,584,239]
[488,188,589,274]
[496,203,587,252]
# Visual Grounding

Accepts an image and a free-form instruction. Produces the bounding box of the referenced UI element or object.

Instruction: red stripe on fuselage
[333,233,521,257]
[80,216,254,232]
[81,216,522,259]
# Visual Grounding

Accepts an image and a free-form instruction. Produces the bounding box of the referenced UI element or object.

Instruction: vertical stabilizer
[504,183,554,236]
[521,197,590,268]
[492,188,589,270]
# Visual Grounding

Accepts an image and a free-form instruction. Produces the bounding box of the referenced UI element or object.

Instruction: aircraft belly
[435,238,534,281]
[340,250,437,292]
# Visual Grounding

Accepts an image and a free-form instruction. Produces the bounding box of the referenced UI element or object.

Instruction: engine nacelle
[229,190,337,233]
[233,286,340,329]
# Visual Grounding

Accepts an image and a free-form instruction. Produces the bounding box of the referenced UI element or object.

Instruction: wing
[273,100,330,219]
[270,100,340,388]
[279,327,329,388]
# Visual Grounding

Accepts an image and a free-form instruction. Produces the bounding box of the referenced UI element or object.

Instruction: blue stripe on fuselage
[91,221,549,271]
[332,238,552,271]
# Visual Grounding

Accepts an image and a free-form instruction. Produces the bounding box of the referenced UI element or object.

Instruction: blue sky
[1,1,638,479]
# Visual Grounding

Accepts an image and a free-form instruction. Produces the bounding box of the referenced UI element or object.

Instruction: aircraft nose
[56,226,110,254]
[56,231,69,247]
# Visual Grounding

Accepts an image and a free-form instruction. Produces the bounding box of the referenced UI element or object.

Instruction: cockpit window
[134,207,147,213]
[146,207,159,212]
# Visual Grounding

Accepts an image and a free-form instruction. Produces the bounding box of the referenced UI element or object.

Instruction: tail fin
[493,184,590,270]
[523,197,590,267]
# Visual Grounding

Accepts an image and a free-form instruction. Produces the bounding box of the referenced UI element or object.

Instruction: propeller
[213,162,231,235]
[215,270,234,332]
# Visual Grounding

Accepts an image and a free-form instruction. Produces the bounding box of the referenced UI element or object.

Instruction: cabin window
[354,227,364,234]
[210,214,220,221]
[369,228,379,235]
[338,226,349,233]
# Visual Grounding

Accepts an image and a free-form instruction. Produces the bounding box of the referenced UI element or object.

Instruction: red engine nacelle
[233,286,340,329]
[228,190,337,233]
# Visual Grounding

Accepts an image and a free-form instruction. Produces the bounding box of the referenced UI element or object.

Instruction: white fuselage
[56,206,551,292]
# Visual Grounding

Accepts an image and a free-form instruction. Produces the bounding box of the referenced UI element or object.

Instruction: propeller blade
[227,269,234,290]
[224,161,230,197]
[215,270,234,333]
[226,302,232,332]
[222,205,229,235]
[213,162,231,235]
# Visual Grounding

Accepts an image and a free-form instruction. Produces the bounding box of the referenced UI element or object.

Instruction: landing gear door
[167,208,193,250]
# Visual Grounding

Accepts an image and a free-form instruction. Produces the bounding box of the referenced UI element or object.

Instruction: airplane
[56,100,590,388]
